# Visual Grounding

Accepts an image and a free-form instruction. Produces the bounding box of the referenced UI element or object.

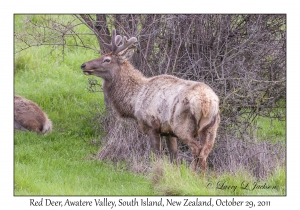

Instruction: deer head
[81,29,137,80]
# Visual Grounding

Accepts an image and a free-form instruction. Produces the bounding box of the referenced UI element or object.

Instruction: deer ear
[118,48,135,63]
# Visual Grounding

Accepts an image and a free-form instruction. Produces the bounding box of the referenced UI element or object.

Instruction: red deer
[14,95,52,135]
[81,29,220,171]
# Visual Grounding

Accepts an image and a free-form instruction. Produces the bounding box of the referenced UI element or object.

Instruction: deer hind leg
[189,139,203,171]
[198,114,220,172]
[179,135,202,171]
[165,136,178,164]
[16,119,43,134]
[14,119,27,131]
[27,120,43,134]
[174,130,202,171]
[172,110,202,171]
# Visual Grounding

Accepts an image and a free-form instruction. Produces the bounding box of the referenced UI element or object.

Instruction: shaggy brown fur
[81,30,220,172]
[14,95,52,135]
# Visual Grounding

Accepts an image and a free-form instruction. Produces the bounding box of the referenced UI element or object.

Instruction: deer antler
[103,29,137,55]
[103,29,122,52]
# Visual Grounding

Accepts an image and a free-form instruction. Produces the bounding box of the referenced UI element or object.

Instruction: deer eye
[103,58,111,63]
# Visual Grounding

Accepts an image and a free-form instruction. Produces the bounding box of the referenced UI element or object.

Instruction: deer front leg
[165,136,178,164]
[148,129,162,156]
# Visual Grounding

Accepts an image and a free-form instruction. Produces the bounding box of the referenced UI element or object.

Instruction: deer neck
[103,62,146,119]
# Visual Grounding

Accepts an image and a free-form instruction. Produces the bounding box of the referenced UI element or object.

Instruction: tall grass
[148,159,285,196]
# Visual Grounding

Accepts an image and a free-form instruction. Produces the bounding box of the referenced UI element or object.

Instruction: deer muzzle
[81,63,94,75]
[81,63,86,69]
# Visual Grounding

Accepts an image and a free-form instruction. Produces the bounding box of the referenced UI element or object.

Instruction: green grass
[148,159,285,196]
[256,116,286,143]
[14,14,286,196]
[14,15,155,195]
[14,45,156,195]
[14,131,154,195]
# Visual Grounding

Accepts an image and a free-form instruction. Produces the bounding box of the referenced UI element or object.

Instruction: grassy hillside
[14,15,285,196]
[14,15,156,195]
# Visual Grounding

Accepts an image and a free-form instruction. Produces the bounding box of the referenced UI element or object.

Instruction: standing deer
[81,29,220,172]
[14,95,52,135]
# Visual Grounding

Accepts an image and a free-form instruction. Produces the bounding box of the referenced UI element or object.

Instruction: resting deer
[81,29,220,171]
[14,95,52,135]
